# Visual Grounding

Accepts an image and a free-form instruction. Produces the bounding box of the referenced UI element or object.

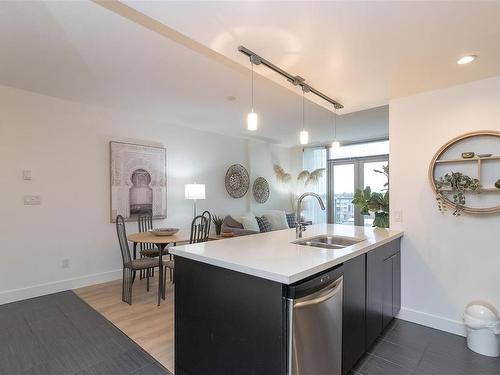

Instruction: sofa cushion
[255,216,272,232]
[223,215,244,229]
[286,213,297,228]
[262,210,289,230]
[241,214,260,232]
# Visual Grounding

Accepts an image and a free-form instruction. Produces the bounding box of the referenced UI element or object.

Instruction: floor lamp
[185,183,205,217]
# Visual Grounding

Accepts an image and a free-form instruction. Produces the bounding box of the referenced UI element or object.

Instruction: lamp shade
[185,183,206,200]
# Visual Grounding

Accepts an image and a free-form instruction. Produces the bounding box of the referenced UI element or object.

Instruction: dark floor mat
[0,291,171,375]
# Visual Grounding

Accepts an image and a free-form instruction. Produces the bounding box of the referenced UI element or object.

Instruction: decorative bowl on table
[461,152,475,159]
[221,231,235,238]
[149,228,179,236]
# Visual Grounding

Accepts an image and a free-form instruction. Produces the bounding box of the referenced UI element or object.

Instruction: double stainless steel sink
[294,235,365,250]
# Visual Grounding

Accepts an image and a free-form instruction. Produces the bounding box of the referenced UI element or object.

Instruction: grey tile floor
[351,319,500,375]
[0,291,171,375]
[2,291,499,375]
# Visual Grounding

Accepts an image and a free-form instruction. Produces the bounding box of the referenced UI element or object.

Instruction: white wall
[390,76,500,335]
[0,85,299,304]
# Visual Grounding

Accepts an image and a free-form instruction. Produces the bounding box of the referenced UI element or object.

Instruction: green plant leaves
[434,171,481,216]
[352,164,390,228]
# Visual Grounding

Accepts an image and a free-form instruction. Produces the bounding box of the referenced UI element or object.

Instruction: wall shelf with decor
[428,130,500,215]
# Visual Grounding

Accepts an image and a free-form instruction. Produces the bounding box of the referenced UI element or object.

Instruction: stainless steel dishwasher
[286,265,343,375]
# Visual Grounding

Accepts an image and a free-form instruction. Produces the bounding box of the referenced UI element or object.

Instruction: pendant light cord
[302,89,305,131]
[251,61,254,111]
[334,106,337,139]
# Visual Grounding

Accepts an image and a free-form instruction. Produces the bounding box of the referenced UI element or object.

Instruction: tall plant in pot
[212,215,224,235]
[352,165,390,228]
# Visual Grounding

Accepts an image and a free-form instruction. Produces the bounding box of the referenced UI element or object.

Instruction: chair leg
[146,272,150,292]
[122,269,126,303]
[122,268,133,305]
[129,270,135,305]
[139,254,144,280]
[163,266,167,299]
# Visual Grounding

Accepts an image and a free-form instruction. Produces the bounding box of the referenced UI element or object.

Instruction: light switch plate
[24,195,41,205]
[394,210,403,223]
[22,170,32,180]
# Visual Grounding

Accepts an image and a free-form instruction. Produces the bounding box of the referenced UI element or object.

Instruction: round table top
[127,230,190,244]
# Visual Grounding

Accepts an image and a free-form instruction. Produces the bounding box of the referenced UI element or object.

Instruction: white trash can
[463,302,500,357]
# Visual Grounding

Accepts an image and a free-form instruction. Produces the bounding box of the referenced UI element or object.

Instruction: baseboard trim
[0,269,122,305]
[397,306,467,337]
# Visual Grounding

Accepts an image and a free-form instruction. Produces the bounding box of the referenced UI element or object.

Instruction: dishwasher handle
[293,277,343,309]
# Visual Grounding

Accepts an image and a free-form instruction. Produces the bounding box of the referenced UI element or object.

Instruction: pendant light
[299,88,309,145]
[331,106,340,150]
[246,59,258,131]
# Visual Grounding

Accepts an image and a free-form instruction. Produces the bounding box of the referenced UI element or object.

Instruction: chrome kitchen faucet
[295,192,326,238]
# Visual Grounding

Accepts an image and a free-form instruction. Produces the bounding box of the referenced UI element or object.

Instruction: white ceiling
[2,1,499,147]
[126,0,500,113]
[2,0,380,147]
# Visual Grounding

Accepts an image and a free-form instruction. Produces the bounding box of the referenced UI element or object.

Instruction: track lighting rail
[238,45,343,109]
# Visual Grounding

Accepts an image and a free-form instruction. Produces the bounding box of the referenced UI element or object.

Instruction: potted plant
[352,165,390,228]
[434,172,481,216]
[212,215,224,235]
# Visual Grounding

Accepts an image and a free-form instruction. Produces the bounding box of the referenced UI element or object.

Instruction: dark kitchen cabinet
[175,257,285,375]
[342,255,366,375]
[175,237,402,375]
[366,239,401,349]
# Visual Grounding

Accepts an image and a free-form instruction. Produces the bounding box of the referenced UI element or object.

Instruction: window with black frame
[327,140,389,226]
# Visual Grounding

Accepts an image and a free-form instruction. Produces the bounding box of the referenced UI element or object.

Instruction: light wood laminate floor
[75,275,174,373]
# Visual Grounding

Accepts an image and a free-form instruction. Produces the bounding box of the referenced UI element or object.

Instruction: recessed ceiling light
[457,55,477,65]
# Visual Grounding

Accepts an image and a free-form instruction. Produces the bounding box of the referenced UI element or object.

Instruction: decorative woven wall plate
[253,177,270,204]
[225,164,249,198]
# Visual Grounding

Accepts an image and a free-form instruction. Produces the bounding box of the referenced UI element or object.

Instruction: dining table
[127,230,220,305]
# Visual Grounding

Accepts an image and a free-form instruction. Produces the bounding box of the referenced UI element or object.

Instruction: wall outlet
[22,170,32,180]
[61,259,70,269]
[394,210,403,223]
[24,195,41,205]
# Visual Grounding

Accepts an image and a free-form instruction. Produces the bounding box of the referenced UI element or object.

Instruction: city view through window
[329,141,389,226]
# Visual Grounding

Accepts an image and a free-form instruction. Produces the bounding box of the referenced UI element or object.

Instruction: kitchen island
[170,224,403,375]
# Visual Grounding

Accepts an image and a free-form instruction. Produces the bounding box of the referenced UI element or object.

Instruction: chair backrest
[190,215,209,244]
[116,215,131,266]
[202,210,212,237]
[138,214,154,251]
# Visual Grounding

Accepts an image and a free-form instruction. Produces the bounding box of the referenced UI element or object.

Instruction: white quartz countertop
[169,224,403,284]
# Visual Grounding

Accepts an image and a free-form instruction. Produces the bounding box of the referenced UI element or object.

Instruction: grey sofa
[220,214,305,236]
[221,216,259,236]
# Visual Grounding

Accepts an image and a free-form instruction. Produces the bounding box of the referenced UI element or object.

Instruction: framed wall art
[110,141,167,222]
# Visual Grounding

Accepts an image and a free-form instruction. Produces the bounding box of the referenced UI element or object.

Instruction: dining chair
[202,210,212,237]
[116,215,159,305]
[163,215,209,290]
[137,214,169,279]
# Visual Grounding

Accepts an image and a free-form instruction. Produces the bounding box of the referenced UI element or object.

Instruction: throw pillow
[255,216,272,232]
[224,215,244,229]
[286,213,297,228]
[241,214,260,232]
[262,210,289,230]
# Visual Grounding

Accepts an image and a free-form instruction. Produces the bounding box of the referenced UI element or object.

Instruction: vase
[495,180,500,189]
